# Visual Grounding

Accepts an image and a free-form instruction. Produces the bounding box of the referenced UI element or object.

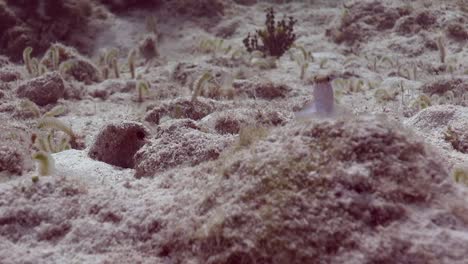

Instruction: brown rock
[0,67,21,82]
[447,22,468,41]
[60,58,101,85]
[88,121,149,168]
[16,72,65,106]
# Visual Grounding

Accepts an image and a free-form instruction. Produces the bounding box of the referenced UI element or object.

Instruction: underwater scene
[0,0,468,263]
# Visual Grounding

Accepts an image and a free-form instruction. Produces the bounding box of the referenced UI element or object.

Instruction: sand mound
[3,114,467,264]
[179,114,458,263]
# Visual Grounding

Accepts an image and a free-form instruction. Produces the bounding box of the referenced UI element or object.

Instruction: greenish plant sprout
[290,45,313,80]
[34,130,71,154]
[38,117,76,142]
[198,38,232,58]
[444,91,455,103]
[350,79,365,93]
[23,47,49,77]
[218,72,235,100]
[250,56,277,70]
[39,64,48,75]
[437,95,447,105]
[230,47,248,61]
[105,48,119,65]
[112,57,120,78]
[43,105,66,118]
[453,167,468,185]
[23,47,34,75]
[436,36,446,64]
[333,78,366,95]
[412,64,418,80]
[100,48,120,79]
[191,72,214,102]
[343,55,360,67]
[58,60,74,77]
[410,94,432,110]
[30,58,41,77]
[32,151,55,176]
[462,93,468,105]
[40,44,63,71]
[399,81,406,107]
[367,80,380,90]
[40,45,61,72]
[374,88,397,103]
[128,49,137,79]
[445,57,459,75]
[101,67,110,79]
[319,58,328,69]
[364,55,395,73]
[248,50,276,69]
[50,45,60,70]
[427,91,460,106]
[443,125,467,154]
[19,99,66,119]
[340,5,350,27]
[397,63,419,80]
[380,56,395,68]
[31,175,39,183]
[137,80,150,102]
[34,117,77,160]
[20,99,41,118]
[145,15,159,39]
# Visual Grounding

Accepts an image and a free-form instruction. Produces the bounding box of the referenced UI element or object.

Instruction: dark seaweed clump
[243,8,297,58]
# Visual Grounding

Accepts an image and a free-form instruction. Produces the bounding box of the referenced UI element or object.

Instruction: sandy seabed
[0,0,468,263]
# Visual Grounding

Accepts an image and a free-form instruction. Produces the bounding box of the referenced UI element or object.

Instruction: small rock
[16,72,65,106]
[446,22,468,41]
[88,121,149,168]
[61,58,101,85]
[0,67,21,82]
